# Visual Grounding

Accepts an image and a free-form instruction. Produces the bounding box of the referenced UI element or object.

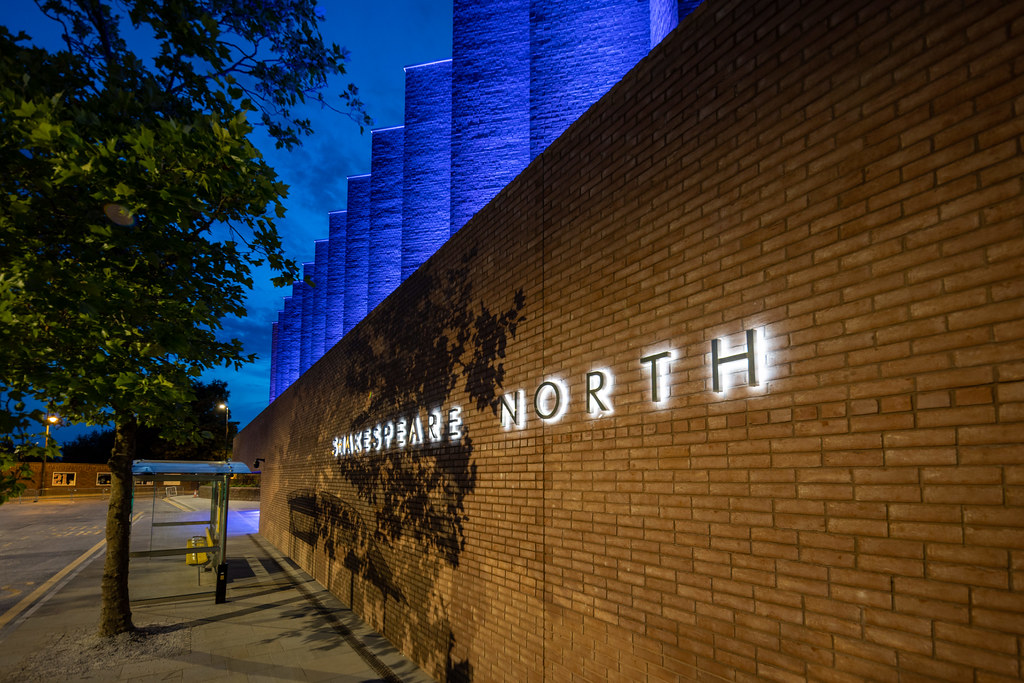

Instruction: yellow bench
[185,529,214,566]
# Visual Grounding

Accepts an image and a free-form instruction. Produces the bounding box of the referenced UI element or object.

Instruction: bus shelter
[130,459,251,603]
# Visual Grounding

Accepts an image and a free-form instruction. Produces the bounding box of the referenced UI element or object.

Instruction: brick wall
[451,0,530,232]
[403,60,452,281]
[529,0,651,158]
[327,209,347,347]
[21,462,112,496]
[238,0,1024,680]
[343,174,371,335]
[368,126,405,311]
[299,260,314,374]
[313,239,329,359]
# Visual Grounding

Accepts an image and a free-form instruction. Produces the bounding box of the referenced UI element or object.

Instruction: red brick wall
[20,462,112,496]
[237,0,1024,680]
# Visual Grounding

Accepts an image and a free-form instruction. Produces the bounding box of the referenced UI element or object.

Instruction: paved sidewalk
[0,496,433,682]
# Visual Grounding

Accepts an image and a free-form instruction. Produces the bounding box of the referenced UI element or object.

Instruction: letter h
[711,329,759,392]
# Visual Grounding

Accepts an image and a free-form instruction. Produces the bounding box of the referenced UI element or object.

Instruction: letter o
[534,381,563,420]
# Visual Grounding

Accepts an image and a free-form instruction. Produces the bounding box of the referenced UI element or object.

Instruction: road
[0,497,109,618]
[0,494,261,628]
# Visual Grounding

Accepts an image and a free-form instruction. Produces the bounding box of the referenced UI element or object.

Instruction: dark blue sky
[2,0,453,443]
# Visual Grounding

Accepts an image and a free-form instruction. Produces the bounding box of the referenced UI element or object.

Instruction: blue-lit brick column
[368,127,404,311]
[300,261,314,374]
[403,60,452,280]
[344,174,371,335]
[650,0,678,45]
[451,0,530,234]
[313,239,329,363]
[282,293,298,389]
[529,0,650,159]
[268,320,279,403]
[326,210,346,348]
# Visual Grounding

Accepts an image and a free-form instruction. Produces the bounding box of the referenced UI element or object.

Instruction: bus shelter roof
[132,460,252,479]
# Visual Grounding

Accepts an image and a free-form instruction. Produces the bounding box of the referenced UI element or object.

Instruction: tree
[61,428,116,464]
[0,0,368,636]
[61,380,235,462]
[140,380,237,460]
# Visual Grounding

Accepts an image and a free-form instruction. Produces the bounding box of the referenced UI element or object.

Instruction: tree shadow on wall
[337,248,525,569]
[287,488,403,605]
[289,249,525,679]
[447,630,473,683]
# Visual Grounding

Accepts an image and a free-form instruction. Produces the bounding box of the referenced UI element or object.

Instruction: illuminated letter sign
[493,328,772,432]
[500,390,525,430]
[330,329,774,456]
[585,370,612,414]
[534,379,568,422]
[330,403,464,458]
[639,350,673,404]
[711,329,763,393]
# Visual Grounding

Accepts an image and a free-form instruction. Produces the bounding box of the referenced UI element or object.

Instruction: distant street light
[36,413,59,502]
[218,403,230,460]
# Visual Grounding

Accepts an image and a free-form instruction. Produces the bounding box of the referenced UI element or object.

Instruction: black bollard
[215,563,228,603]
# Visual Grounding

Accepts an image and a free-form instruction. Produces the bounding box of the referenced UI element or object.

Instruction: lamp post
[218,403,230,460]
[36,414,59,501]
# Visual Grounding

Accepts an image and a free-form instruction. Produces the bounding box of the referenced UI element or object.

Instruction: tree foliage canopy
[60,380,236,463]
[0,0,367,446]
[0,0,366,633]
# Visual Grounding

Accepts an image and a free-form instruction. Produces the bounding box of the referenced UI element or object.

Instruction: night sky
[1,1,453,444]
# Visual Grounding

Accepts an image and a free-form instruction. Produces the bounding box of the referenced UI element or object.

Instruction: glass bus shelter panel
[129,476,220,600]
[128,461,249,603]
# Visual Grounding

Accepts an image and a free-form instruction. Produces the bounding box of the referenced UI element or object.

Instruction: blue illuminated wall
[530,0,649,159]
[286,285,302,384]
[270,0,708,402]
[312,239,329,363]
[282,296,297,389]
[650,0,678,46]
[300,262,314,374]
[403,60,452,279]
[344,175,371,335]
[368,127,404,311]
[269,321,279,402]
[273,303,285,398]
[451,0,530,234]
[326,210,346,348]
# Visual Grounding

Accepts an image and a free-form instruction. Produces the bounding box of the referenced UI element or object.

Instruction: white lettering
[409,416,424,447]
[448,407,463,441]
[586,369,613,415]
[534,378,568,422]
[712,328,765,393]
[640,349,674,404]
[428,409,442,442]
[396,418,407,448]
[500,390,524,430]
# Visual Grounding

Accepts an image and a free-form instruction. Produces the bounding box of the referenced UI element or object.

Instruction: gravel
[2,621,190,682]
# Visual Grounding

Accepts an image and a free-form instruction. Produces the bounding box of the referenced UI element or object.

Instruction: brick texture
[21,462,112,496]
[238,0,1024,680]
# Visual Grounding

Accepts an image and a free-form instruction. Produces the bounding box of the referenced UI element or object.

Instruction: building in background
[268,0,705,402]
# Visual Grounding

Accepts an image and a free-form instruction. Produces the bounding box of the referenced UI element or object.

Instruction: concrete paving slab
[0,496,434,683]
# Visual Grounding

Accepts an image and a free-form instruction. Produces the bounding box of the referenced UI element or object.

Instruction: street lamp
[218,403,230,460]
[36,413,59,502]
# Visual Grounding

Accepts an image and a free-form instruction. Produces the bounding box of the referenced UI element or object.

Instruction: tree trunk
[98,414,136,636]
